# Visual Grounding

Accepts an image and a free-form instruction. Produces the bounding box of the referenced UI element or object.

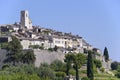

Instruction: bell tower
[20,10,32,29]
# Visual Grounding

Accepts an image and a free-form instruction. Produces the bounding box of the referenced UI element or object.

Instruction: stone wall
[0,49,7,68]
[34,49,65,67]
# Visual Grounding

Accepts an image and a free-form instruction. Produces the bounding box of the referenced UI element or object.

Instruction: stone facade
[34,49,65,67]
[20,10,32,29]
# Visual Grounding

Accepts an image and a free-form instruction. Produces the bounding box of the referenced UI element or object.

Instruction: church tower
[20,10,32,29]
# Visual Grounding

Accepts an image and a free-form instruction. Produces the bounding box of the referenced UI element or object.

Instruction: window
[55,40,60,44]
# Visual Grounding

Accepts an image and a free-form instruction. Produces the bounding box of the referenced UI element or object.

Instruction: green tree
[73,53,86,80]
[64,53,86,80]
[87,51,94,80]
[37,63,55,80]
[22,49,36,64]
[64,53,74,75]
[103,47,109,62]
[94,59,102,68]
[6,36,23,65]
[111,61,120,70]
[55,71,66,80]
[50,59,65,72]
[115,65,120,78]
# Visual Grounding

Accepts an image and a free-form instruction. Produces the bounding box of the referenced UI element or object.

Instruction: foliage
[0,42,8,49]
[94,59,102,68]
[73,53,86,80]
[80,70,87,74]
[103,47,109,62]
[48,48,53,52]
[81,77,90,80]
[20,64,37,74]
[55,71,66,80]
[48,46,58,52]
[29,44,45,50]
[29,45,40,49]
[68,69,76,76]
[37,63,55,80]
[111,61,120,70]
[64,53,86,80]
[100,67,105,72]
[2,64,37,75]
[115,66,120,78]
[22,49,36,64]
[39,46,44,50]
[115,72,120,78]
[64,53,74,75]
[2,64,10,70]
[0,63,60,80]
[87,51,94,80]
[50,59,65,72]
[0,73,40,80]
[93,64,97,73]
[6,36,23,65]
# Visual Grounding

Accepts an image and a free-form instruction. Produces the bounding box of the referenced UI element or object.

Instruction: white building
[20,10,32,29]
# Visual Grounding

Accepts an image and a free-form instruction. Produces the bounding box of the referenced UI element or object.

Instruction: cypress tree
[103,47,109,62]
[87,51,94,80]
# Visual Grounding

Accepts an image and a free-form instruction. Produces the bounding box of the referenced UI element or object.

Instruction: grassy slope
[94,73,119,80]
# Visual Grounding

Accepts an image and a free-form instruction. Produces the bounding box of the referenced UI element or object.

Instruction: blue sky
[0,0,120,61]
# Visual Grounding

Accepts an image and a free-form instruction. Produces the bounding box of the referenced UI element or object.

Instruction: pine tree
[87,51,94,80]
[103,47,109,62]
[6,36,23,65]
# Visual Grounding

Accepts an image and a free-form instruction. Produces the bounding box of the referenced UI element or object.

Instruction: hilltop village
[0,10,112,71]
[0,10,97,53]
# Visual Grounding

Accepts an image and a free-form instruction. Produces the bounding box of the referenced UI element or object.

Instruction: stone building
[20,10,32,29]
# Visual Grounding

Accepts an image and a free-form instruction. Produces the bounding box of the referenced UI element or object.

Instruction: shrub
[29,45,39,49]
[48,48,53,52]
[100,67,105,72]
[37,63,55,80]
[69,69,76,76]
[55,71,66,78]
[115,72,120,78]
[81,77,89,80]
[55,71,66,80]
[80,70,87,74]
[50,60,65,72]
[0,42,8,49]
[0,73,40,80]
[39,46,44,50]
[94,59,102,68]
